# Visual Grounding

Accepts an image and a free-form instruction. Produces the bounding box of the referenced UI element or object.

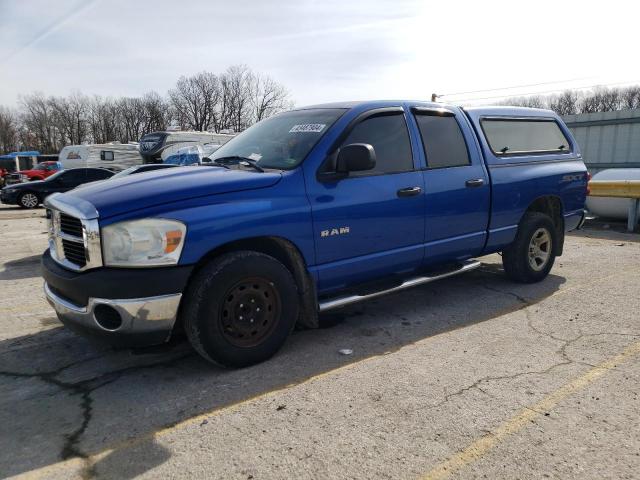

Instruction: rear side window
[481,119,571,156]
[415,114,470,168]
[341,113,413,174]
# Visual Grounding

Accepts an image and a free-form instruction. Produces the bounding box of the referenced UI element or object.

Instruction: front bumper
[0,189,19,205]
[41,249,194,346]
[44,282,182,346]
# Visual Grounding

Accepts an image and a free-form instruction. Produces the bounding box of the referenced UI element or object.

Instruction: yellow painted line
[13,266,640,480]
[421,339,640,480]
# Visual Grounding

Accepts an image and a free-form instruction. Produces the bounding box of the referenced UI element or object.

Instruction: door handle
[465,178,485,188]
[397,186,422,197]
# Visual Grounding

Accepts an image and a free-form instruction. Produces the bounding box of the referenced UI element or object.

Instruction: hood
[67,166,282,219]
[4,178,46,189]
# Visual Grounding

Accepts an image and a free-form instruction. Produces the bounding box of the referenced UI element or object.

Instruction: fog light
[94,304,123,331]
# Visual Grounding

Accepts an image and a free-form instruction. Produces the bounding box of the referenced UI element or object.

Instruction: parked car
[41,101,587,367]
[4,161,62,185]
[1,168,114,208]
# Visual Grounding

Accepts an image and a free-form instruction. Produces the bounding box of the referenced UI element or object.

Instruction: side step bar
[318,259,481,312]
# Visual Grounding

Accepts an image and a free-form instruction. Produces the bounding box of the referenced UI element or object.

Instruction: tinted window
[481,119,571,155]
[86,169,113,181]
[415,115,470,169]
[59,170,86,185]
[341,113,413,174]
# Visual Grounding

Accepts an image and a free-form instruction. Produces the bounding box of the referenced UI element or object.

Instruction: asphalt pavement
[0,205,638,480]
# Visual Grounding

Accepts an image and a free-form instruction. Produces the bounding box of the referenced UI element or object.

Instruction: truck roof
[297,101,558,118]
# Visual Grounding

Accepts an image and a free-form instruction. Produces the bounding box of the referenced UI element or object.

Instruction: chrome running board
[318,259,481,312]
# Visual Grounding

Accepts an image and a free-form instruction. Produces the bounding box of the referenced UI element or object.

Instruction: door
[412,109,490,264]
[52,170,88,193]
[308,109,425,293]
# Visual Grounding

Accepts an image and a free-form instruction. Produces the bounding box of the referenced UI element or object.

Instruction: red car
[4,161,61,185]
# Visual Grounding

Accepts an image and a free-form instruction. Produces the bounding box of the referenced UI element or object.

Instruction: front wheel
[182,251,299,368]
[502,212,557,283]
[18,192,40,209]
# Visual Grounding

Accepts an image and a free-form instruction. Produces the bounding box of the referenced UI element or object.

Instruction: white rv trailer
[58,142,143,171]
[139,131,235,163]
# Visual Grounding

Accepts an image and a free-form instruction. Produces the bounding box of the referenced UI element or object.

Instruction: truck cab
[42,101,587,367]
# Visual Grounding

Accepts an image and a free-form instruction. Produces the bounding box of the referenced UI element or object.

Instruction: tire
[502,212,557,283]
[182,251,299,368]
[18,191,40,209]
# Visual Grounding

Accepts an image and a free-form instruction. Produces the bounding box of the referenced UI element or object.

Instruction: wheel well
[524,196,564,256]
[188,237,319,329]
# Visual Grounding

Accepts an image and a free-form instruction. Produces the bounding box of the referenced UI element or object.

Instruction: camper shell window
[100,151,115,161]
[480,118,571,156]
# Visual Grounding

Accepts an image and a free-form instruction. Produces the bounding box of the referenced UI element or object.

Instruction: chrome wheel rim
[528,228,551,271]
[21,193,38,208]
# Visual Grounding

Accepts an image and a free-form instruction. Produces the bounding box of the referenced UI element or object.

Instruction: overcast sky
[1,0,638,108]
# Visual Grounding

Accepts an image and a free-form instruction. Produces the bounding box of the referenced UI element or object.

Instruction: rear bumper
[44,282,181,346]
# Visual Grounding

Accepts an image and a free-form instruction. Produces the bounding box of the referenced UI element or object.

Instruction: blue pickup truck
[42,101,587,367]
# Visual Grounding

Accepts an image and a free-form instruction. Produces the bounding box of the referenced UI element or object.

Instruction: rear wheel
[502,212,556,283]
[182,251,299,367]
[18,192,39,209]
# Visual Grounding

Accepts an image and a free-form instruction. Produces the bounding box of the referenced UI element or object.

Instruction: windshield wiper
[211,156,264,172]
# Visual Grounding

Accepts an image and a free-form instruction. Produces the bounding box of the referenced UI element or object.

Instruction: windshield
[44,170,66,182]
[209,108,345,170]
[111,166,138,179]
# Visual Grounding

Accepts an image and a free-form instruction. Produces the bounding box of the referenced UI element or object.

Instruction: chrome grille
[61,238,87,267]
[45,194,103,272]
[59,213,83,237]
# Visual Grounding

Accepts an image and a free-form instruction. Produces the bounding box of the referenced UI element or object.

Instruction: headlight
[102,218,186,267]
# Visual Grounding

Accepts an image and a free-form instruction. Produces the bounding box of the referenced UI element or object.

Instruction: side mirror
[336,143,376,174]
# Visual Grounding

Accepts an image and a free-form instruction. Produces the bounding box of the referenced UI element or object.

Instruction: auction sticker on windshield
[289,124,326,133]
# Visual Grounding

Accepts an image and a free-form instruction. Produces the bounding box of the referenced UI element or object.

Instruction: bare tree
[0,107,18,154]
[19,93,61,153]
[169,71,220,131]
[547,90,579,115]
[49,91,90,146]
[249,72,293,123]
[3,65,292,152]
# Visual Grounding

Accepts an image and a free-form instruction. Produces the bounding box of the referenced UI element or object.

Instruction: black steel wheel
[182,251,299,368]
[220,277,281,348]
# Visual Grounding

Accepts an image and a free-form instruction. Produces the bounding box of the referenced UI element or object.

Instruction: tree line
[0,65,293,155]
[495,85,640,115]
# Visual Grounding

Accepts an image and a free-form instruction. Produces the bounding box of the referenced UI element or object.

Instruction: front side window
[481,119,571,156]
[415,114,470,169]
[341,113,413,174]
[209,108,346,170]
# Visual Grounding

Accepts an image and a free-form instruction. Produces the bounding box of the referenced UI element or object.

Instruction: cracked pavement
[0,205,639,479]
